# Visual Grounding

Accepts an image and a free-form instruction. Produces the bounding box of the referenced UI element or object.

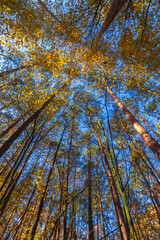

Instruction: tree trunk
[97,211,99,240]
[91,120,129,240]
[30,127,65,240]
[0,134,39,215]
[0,65,32,78]
[0,114,25,139]
[0,145,21,176]
[72,159,77,240]
[0,212,14,239]
[12,185,36,240]
[119,118,160,185]
[137,113,160,138]
[97,117,138,240]
[134,159,160,223]
[49,159,65,240]
[0,100,16,111]
[63,123,73,240]
[57,176,64,240]
[96,163,106,240]
[105,85,160,160]
[87,128,95,240]
[0,134,32,197]
[98,0,128,39]
[0,93,55,158]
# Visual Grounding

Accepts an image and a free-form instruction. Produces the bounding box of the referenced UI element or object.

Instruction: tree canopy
[0,0,159,239]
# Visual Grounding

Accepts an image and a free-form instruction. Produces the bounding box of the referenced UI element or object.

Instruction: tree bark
[0,93,55,158]
[96,163,106,240]
[63,124,73,240]
[105,85,160,160]
[0,134,31,197]
[98,0,128,39]
[0,65,32,78]
[56,176,64,240]
[119,119,159,185]
[30,127,65,240]
[0,134,39,215]
[0,100,16,111]
[12,185,36,240]
[0,114,25,139]
[87,128,95,240]
[0,145,21,176]
[97,117,138,240]
[90,119,129,240]
[137,113,160,138]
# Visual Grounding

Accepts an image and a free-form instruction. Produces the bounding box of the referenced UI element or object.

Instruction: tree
[0,1,159,239]
[104,85,160,161]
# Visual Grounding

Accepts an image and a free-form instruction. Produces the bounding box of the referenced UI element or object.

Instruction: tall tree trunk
[0,65,32,78]
[68,158,77,240]
[133,159,160,223]
[0,93,55,158]
[63,123,73,240]
[87,128,95,240]
[119,118,160,185]
[0,114,25,139]
[36,150,53,240]
[41,204,53,240]
[119,127,160,222]
[0,132,39,215]
[96,211,99,240]
[49,159,65,240]
[30,127,65,240]
[0,212,14,239]
[56,176,64,240]
[0,100,16,111]
[136,113,160,138]
[0,145,21,176]
[90,119,129,240]
[98,0,128,39]
[72,159,77,240]
[0,134,32,197]
[105,85,160,160]
[12,185,36,240]
[22,199,39,239]
[96,163,106,240]
[97,117,138,240]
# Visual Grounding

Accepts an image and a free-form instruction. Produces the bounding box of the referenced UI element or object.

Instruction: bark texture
[0,93,55,158]
[0,65,32,78]
[0,114,25,139]
[91,120,129,240]
[98,0,128,39]
[87,130,95,240]
[0,135,38,215]
[105,85,160,160]
[30,127,65,240]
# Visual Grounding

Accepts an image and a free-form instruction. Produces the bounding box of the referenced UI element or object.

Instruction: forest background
[0,0,160,239]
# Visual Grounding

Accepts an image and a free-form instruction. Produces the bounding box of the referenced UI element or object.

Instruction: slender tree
[0,65,32,78]
[98,0,128,39]
[30,126,66,240]
[0,93,55,158]
[87,128,95,240]
[88,114,129,240]
[104,85,160,160]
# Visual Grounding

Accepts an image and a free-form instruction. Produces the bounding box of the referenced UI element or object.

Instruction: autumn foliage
[0,1,159,239]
